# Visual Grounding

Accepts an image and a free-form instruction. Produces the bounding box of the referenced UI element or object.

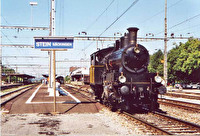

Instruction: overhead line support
[0,37,194,48]
[0,25,49,30]
[164,0,168,86]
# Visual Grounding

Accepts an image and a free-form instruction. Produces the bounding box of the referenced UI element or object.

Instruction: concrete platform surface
[2,84,100,114]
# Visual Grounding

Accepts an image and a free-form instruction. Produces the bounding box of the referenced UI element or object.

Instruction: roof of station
[42,74,49,78]
[5,74,35,79]
[42,74,60,78]
[70,67,89,76]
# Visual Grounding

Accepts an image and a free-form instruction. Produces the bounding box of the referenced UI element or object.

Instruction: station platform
[3,84,100,114]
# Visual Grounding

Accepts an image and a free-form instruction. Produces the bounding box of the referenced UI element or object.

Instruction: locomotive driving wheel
[102,85,117,111]
[150,98,159,111]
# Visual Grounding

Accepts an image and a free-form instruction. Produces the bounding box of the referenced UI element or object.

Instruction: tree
[148,49,164,76]
[2,65,15,74]
[65,75,71,82]
[1,66,16,83]
[167,44,182,83]
[168,38,200,83]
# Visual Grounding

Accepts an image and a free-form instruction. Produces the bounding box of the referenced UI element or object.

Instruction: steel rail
[1,85,35,98]
[63,85,96,103]
[153,112,200,133]
[123,112,173,135]
[123,111,200,135]
[1,83,23,90]
[0,84,37,106]
[158,98,200,112]
[67,84,200,135]
[164,93,200,100]
[159,98,200,106]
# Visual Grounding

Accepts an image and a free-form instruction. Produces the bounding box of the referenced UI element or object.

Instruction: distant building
[69,67,81,73]
[70,67,89,81]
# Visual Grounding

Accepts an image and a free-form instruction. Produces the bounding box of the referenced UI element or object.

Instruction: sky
[1,0,200,77]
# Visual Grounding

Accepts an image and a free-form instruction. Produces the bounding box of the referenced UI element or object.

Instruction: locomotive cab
[90,47,114,99]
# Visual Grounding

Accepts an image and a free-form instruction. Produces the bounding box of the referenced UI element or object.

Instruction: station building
[69,67,89,84]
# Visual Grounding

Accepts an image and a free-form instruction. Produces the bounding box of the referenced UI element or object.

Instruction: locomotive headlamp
[154,75,162,83]
[161,80,165,85]
[119,72,126,83]
[134,46,140,53]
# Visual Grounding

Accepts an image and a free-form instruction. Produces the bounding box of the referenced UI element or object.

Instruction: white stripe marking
[25,84,81,104]
[27,101,64,104]
[26,84,43,104]
[25,101,78,104]
[61,87,81,103]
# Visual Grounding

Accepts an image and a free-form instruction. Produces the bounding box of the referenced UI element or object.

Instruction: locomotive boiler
[90,27,166,111]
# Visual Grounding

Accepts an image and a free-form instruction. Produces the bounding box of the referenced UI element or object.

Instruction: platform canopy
[42,74,58,78]
[6,74,35,79]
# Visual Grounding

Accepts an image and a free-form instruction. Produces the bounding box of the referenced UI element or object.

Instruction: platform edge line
[60,87,81,103]
[25,84,43,104]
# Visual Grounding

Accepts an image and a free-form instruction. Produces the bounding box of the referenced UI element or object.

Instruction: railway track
[66,84,200,135]
[63,85,96,103]
[158,98,200,112]
[179,91,200,96]
[123,111,200,135]
[0,84,37,106]
[165,92,200,100]
[1,83,24,91]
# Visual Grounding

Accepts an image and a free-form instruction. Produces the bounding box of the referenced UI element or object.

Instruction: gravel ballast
[160,104,200,125]
[2,105,199,135]
[1,108,145,136]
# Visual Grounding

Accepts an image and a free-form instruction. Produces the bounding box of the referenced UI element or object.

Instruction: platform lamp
[30,2,38,27]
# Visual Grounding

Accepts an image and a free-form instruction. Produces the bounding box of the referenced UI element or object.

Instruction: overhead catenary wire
[1,31,13,44]
[139,0,184,24]
[168,13,200,30]
[85,0,116,32]
[98,0,139,37]
[172,23,200,33]
[156,12,200,35]
[1,15,11,25]
[83,0,139,51]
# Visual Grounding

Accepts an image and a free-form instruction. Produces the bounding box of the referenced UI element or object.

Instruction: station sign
[34,37,74,49]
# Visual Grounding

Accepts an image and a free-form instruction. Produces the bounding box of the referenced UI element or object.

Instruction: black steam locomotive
[90,27,166,111]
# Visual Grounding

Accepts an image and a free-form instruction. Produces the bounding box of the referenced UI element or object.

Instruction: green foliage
[65,75,71,82]
[149,39,200,83]
[2,65,15,74]
[148,49,164,76]
[168,38,200,83]
[167,45,181,82]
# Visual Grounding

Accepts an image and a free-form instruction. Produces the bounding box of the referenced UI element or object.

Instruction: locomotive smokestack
[116,40,120,50]
[124,33,129,47]
[127,27,139,45]
[120,36,125,48]
[113,40,120,51]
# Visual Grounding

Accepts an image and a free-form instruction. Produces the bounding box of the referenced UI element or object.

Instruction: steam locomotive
[90,27,166,111]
